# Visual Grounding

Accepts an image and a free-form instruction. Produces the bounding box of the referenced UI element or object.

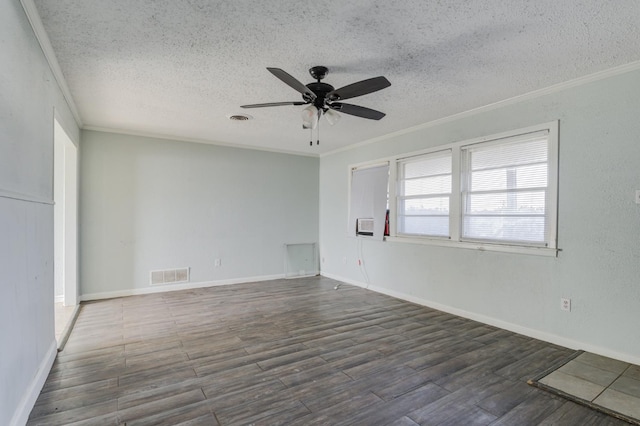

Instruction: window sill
[384,235,559,257]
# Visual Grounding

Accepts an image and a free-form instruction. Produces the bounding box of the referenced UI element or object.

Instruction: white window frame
[346,161,390,241]
[460,130,553,247]
[382,121,559,256]
[396,149,453,239]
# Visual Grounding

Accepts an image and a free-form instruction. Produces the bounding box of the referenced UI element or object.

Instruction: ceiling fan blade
[329,102,386,120]
[241,101,307,108]
[267,67,317,101]
[327,76,391,101]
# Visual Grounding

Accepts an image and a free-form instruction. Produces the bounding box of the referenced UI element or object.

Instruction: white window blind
[348,163,389,241]
[461,132,550,245]
[397,150,452,237]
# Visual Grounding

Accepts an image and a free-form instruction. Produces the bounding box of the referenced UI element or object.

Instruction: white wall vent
[150,267,190,285]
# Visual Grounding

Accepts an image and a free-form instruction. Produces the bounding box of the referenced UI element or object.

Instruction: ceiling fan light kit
[241,65,391,146]
[324,108,341,126]
[301,105,319,129]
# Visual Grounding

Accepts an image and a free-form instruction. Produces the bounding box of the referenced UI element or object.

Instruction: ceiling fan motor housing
[306,81,335,109]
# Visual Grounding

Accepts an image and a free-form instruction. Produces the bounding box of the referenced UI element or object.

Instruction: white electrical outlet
[214,258,221,267]
[561,298,571,312]
[635,190,640,204]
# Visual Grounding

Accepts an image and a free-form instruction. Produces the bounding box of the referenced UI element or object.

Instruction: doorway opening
[53,118,79,349]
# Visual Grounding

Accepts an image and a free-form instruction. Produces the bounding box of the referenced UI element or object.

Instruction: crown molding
[322,60,640,158]
[82,126,320,158]
[20,0,83,127]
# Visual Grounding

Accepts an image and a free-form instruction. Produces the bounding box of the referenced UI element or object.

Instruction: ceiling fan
[241,66,391,144]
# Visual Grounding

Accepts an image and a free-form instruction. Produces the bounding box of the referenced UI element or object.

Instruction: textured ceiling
[33,0,640,155]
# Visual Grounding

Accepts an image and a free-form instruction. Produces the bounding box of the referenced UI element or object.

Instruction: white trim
[321,272,640,366]
[54,295,64,303]
[19,0,83,127]
[546,121,560,250]
[57,304,81,351]
[321,60,640,158]
[83,126,319,158]
[54,108,80,148]
[80,274,286,301]
[0,189,54,205]
[10,340,57,426]
[384,235,558,257]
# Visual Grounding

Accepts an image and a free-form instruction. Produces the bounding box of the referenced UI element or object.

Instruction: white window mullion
[450,146,462,241]
[388,160,398,237]
[545,121,559,249]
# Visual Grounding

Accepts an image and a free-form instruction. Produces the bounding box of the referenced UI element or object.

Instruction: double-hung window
[461,131,552,246]
[348,163,390,241]
[383,122,558,254]
[397,150,452,237]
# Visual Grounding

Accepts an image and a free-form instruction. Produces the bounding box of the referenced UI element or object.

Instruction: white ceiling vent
[150,267,190,285]
[228,114,252,121]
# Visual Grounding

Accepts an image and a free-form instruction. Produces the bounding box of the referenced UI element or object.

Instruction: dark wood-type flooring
[28,277,629,425]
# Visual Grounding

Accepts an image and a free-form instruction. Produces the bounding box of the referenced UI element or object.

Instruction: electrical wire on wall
[357,237,371,288]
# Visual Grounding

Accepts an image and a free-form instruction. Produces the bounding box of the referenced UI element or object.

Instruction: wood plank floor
[28,277,629,425]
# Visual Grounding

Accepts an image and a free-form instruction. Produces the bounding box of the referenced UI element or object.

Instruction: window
[461,133,551,246]
[382,122,558,254]
[348,163,390,241]
[397,150,452,237]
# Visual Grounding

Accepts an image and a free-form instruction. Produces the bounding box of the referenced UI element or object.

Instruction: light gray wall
[80,130,319,297]
[319,68,640,364]
[0,1,80,424]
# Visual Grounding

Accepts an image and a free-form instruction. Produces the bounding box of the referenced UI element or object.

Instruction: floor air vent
[150,267,190,285]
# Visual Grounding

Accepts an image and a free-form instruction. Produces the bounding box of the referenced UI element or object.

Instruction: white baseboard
[54,295,64,303]
[57,304,81,352]
[10,339,57,426]
[80,274,286,302]
[321,272,640,366]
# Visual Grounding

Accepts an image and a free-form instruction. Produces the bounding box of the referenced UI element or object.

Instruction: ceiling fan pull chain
[317,116,320,145]
[309,127,313,146]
